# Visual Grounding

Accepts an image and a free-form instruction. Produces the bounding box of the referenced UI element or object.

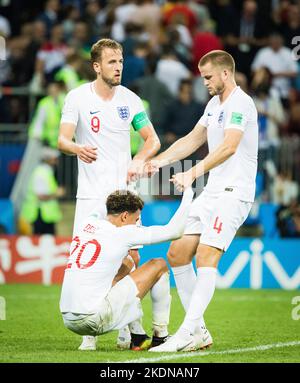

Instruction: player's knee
[167,245,183,267]
[196,244,222,268]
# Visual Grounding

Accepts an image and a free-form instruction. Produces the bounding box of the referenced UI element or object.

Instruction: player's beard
[101,73,121,87]
[210,82,225,96]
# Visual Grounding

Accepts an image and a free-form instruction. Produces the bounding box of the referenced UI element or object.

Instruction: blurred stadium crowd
[0,0,300,237]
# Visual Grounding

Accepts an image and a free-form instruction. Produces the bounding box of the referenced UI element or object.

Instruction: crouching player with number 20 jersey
[60,187,193,348]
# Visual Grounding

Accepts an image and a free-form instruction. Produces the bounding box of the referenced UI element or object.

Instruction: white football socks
[180,267,217,335]
[150,271,171,338]
[172,263,207,328]
[128,318,146,335]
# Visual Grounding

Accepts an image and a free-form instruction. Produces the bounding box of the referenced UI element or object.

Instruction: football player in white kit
[146,50,258,352]
[58,39,161,350]
[60,187,194,347]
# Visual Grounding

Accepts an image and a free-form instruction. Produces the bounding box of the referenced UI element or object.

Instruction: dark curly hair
[106,190,144,215]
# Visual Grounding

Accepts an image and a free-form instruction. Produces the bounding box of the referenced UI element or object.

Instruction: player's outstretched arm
[145,122,207,173]
[58,122,97,164]
[171,128,243,191]
[123,187,194,247]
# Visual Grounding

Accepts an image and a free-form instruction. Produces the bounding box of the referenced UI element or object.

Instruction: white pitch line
[110,340,300,364]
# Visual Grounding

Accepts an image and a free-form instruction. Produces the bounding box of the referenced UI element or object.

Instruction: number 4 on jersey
[213,216,223,234]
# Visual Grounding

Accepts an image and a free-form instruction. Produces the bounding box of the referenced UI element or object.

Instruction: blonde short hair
[91,38,123,63]
[199,50,235,73]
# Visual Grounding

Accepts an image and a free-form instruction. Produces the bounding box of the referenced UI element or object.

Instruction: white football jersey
[199,86,258,202]
[60,82,145,200]
[59,187,194,314]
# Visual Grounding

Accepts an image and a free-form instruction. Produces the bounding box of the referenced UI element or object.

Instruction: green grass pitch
[0,284,299,363]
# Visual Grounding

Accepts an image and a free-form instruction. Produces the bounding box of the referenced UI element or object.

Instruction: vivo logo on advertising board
[217,239,300,290]
[140,238,300,290]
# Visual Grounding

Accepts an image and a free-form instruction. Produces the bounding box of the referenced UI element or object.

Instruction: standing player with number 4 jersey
[146,50,258,352]
[58,39,161,351]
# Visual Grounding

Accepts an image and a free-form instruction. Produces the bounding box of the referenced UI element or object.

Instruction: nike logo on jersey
[208,112,213,116]
[90,110,100,115]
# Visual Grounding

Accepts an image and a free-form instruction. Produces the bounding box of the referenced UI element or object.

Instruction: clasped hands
[127,159,195,192]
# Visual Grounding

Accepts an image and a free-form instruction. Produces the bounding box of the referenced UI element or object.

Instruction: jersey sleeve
[224,97,251,132]
[131,95,151,131]
[60,90,79,126]
[198,104,209,127]
[120,187,194,247]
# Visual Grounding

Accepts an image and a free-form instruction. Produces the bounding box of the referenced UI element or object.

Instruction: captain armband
[132,111,151,131]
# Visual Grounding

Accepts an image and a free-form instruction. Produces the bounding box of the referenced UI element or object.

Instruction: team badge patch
[218,110,224,124]
[117,106,130,120]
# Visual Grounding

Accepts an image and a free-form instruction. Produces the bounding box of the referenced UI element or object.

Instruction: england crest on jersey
[117,106,130,121]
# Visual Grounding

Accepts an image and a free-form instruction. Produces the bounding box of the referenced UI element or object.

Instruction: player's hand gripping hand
[170,171,195,192]
[127,159,145,183]
[143,160,160,177]
[76,145,97,163]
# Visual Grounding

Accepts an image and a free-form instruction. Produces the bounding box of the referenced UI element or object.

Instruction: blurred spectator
[222,0,271,78]
[69,21,92,60]
[272,170,299,206]
[286,88,300,136]
[276,200,300,238]
[122,41,149,88]
[188,0,212,32]
[155,45,191,96]
[165,25,192,68]
[192,29,223,75]
[272,0,294,26]
[251,32,298,106]
[251,67,285,159]
[128,0,162,50]
[235,71,249,93]
[37,0,60,37]
[163,0,198,35]
[162,78,204,145]
[54,53,86,91]
[31,23,68,91]
[61,4,81,42]
[278,2,300,50]
[20,146,65,235]
[135,60,173,135]
[111,0,139,42]
[83,0,103,41]
[122,22,148,56]
[209,0,239,38]
[273,171,300,238]
[28,81,66,148]
[0,13,11,38]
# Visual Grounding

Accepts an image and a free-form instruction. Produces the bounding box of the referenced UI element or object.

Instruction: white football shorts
[62,275,143,336]
[184,190,252,251]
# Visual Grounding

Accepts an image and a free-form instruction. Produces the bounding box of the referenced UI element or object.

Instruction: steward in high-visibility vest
[54,54,86,91]
[29,81,65,148]
[20,147,64,235]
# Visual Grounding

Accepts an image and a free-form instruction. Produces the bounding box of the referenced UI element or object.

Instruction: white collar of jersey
[90,81,120,102]
[219,86,240,106]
